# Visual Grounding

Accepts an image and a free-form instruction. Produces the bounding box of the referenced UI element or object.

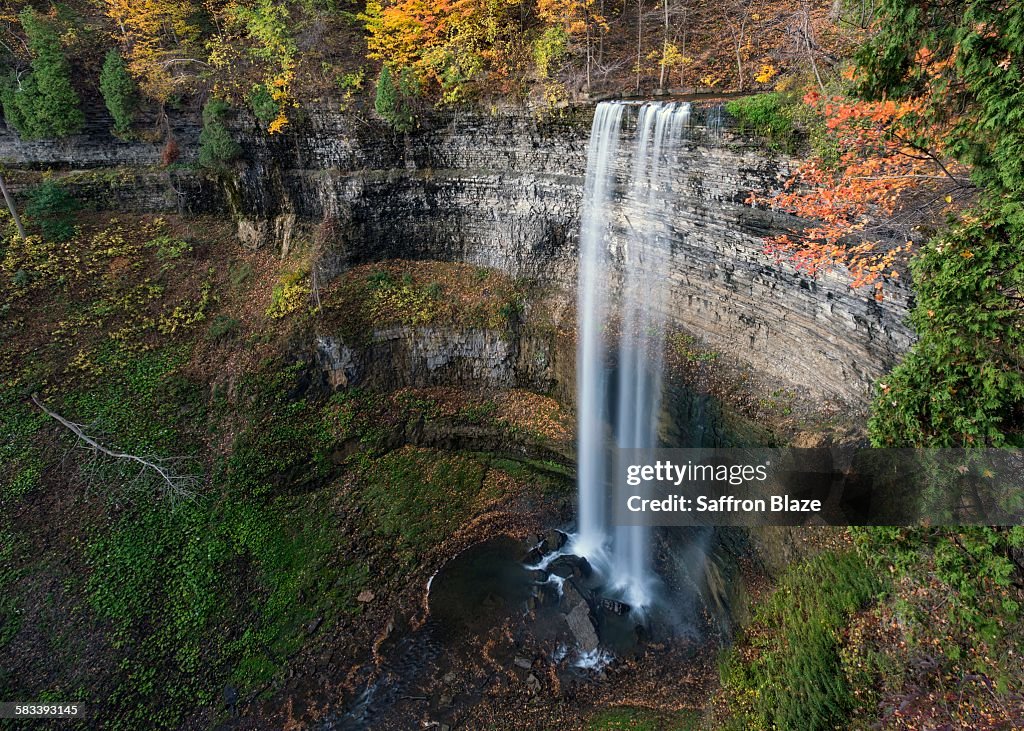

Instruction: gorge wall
[0,102,914,406]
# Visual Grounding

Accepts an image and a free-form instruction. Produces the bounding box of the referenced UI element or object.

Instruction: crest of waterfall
[575,101,692,609]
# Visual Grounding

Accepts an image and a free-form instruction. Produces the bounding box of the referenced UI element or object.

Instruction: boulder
[600,598,630,616]
[539,529,568,553]
[548,555,591,579]
[528,568,549,582]
[559,578,591,614]
[564,602,600,652]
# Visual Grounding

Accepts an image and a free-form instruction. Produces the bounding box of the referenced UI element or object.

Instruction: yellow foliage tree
[210,0,298,132]
[101,0,205,102]
[361,0,522,102]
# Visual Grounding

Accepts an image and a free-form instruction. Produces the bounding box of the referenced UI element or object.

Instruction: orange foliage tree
[753,69,973,299]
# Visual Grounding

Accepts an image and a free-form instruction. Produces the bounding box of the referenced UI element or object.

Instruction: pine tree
[374,66,414,132]
[0,9,84,140]
[99,49,138,137]
[198,98,242,170]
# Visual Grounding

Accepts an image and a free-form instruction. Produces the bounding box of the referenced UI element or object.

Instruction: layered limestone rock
[0,102,913,405]
[314,326,557,393]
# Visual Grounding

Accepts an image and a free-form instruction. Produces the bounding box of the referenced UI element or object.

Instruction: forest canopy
[0,0,853,133]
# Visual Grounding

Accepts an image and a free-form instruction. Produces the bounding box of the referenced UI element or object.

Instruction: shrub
[725,93,798,153]
[99,49,137,136]
[198,98,242,170]
[266,269,310,318]
[248,83,278,129]
[0,8,84,140]
[24,180,79,242]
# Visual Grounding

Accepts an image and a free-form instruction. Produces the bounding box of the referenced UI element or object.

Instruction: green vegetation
[725,93,799,153]
[0,387,47,502]
[249,83,279,128]
[359,447,490,567]
[374,65,416,132]
[24,179,80,242]
[99,49,138,137]
[0,8,83,140]
[869,215,1024,448]
[198,98,242,170]
[718,551,883,731]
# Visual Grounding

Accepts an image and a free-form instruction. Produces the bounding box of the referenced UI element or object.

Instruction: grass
[0,388,48,502]
[358,446,491,567]
[717,550,885,731]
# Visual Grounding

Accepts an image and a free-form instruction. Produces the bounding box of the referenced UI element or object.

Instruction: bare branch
[31,394,199,505]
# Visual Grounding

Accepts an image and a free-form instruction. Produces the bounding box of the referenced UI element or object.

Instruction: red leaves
[754,92,963,297]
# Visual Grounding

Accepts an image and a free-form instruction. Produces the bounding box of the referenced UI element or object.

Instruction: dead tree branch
[31,393,199,505]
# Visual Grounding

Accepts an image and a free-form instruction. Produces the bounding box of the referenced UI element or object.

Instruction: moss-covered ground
[0,211,572,728]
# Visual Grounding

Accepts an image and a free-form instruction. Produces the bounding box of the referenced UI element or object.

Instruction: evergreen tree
[374,66,414,133]
[198,98,242,170]
[0,9,84,140]
[99,49,138,137]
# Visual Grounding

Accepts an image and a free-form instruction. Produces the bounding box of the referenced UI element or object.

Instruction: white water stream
[574,101,692,609]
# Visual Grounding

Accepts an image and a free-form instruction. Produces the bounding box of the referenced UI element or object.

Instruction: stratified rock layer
[0,103,914,405]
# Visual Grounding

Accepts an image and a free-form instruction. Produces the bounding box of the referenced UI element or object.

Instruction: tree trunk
[659,0,669,89]
[0,172,26,240]
[636,0,643,94]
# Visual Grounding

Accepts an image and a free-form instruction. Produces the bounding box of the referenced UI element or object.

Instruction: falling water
[575,101,692,609]
[575,102,626,561]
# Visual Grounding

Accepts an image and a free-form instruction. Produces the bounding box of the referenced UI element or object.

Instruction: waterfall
[575,101,692,609]
[575,102,626,561]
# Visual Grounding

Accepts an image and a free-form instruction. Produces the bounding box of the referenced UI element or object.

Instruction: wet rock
[559,578,591,614]
[600,598,630,616]
[522,547,544,565]
[539,529,568,553]
[528,568,549,582]
[513,656,532,670]
[564,602,600,652]
[548,554,590,579]
[535,580,561,607]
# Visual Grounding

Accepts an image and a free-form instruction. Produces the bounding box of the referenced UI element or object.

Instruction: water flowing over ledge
[577,101,697,609]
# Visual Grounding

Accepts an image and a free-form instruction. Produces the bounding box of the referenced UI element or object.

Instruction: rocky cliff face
[314,325,557,393]
[0,103,913,406]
